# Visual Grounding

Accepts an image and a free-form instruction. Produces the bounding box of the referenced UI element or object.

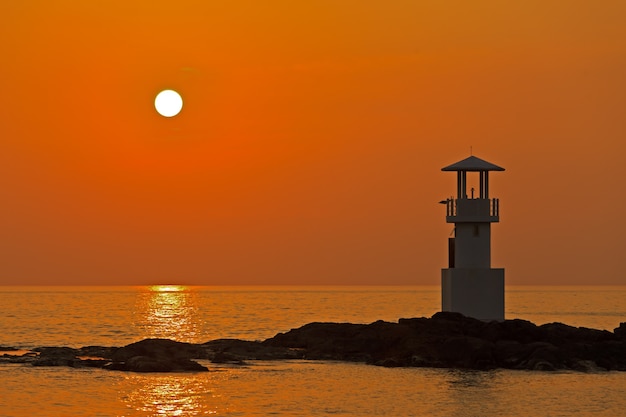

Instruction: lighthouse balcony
[445,198,500,223]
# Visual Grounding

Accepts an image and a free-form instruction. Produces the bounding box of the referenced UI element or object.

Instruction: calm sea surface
[1,285,626,416]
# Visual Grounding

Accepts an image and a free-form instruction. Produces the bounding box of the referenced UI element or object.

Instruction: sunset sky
[1,1,624,285]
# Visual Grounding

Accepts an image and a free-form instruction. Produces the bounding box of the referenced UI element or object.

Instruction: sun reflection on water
[123,374,221,416]
[150,285,186,293]
[134,285,202,343]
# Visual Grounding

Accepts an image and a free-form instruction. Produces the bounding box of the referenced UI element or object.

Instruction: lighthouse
[441,155,505,321]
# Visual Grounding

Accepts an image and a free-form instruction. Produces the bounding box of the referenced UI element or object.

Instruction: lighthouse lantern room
[441,155,505,321]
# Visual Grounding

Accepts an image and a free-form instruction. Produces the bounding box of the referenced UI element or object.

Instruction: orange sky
[1,1,625,285]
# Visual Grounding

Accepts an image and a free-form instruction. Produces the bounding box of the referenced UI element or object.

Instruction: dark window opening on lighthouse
[474,225,479,236]
[448,238,455,268]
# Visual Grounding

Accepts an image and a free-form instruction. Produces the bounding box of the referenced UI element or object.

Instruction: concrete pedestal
[441,268,505,321]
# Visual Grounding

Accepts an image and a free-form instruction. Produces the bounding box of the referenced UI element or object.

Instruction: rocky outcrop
[104,339,208,372]
[32,347,80,367]
[105,354,207,373]
[202,339,302,364]
[0,338,301,372]
[614,322,626,339]
[264,312,626,371]
[2,313,626,372]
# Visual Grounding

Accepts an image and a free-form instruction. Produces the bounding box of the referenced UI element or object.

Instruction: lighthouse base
[441,268,505,321]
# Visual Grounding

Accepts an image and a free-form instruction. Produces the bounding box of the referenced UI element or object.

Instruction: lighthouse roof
[442,155,505,172]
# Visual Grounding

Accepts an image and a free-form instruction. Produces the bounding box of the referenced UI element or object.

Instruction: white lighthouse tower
[441,155,505,321]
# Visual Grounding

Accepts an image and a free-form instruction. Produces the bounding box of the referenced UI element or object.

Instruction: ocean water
[1,285,626,416]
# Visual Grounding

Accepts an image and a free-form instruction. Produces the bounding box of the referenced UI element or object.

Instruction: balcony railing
[445,198,500,222]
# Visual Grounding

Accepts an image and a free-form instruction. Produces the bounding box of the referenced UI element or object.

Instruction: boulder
[108,339,208,373]
[77,345,117,359]
[0,346,19,351]
[34,346,77,358]
[522,342,562,371]
[204,339,303,361]
[614,323,626,340]
[104,355,207,373]
[32,347,79,367]
[493,340,529,368]
[437,336,496,369]
[210,351,249,365]
[112,338,204,362]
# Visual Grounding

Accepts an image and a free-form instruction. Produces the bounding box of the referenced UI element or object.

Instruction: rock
[586,341,626,371]
[0,351,38,365]
[438,336,495,369]
[80,359,111,368]
[572,360,606,372]
[32,357,77,367]
[267,322,367,359]
[0,346,19,351]
[267,320,411,363]
[112,339,204,362]
[532,361,557,371]
[204,339,303,361]
[106,355,207,373]
[409,355,429,367]
[5,313,626,373]
[108,339,208,373]
[540,322,613,345]
[522,342,562,370]
[77,345,117,359]
[375,357,403,367]
[32,347,79,367]
[34,346,77,358]
[210,351,249,365]
[265,313,626,372]
[125,356,173,372]
[493,340,533,368]
[493,319,542,344]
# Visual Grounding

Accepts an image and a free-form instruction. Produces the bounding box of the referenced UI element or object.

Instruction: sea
[1,285,626,417]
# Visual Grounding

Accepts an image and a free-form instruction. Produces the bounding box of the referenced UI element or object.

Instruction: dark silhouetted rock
[34,346,77,358]
[77,345,117,359]
[32,347,79,367]
[108,339,208,373]
[4,313,626,373]
[112,339,204,362]
[104,355,207,373]
[0,346,19,351]
[265,312,626,371]
[204,339,302,362]
[210,351,249,365]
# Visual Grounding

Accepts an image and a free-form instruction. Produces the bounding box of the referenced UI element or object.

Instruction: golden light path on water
[135,285,202,343]
[123,373,221,416]
[129,285,211,416]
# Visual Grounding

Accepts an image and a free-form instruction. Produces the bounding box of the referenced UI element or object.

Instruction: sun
[154,89,183,117]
